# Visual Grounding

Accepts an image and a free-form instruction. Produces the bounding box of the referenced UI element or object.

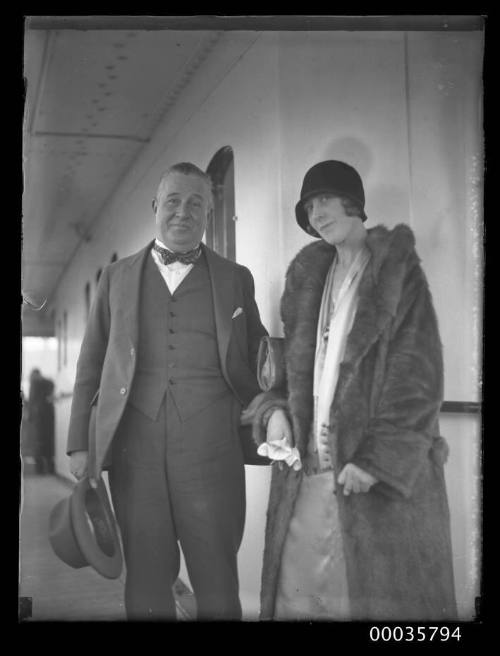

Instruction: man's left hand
[338,463,378,495]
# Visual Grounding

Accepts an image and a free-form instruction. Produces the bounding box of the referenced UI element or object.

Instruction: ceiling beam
[25,30,53,135]
[25,15,485,32]
[32,131,150,143]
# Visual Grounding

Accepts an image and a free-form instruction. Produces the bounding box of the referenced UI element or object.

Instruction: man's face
[304,193,360,245]
[153,172,211,252]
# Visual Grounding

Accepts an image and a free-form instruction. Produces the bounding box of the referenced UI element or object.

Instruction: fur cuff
[249,396,289,447]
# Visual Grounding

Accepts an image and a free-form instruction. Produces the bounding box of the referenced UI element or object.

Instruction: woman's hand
[267,408,293,445]
[338,463,378,495]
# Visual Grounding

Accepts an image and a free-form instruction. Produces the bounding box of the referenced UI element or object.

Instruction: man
[67,162,267,620]
[252,160,457,620]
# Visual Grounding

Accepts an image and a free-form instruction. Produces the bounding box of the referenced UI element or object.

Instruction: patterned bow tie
[154,243,202,265]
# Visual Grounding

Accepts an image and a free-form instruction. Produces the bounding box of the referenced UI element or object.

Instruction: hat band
[300,187,364,210]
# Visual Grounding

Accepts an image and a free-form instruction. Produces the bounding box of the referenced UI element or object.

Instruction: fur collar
[281,223,421,454]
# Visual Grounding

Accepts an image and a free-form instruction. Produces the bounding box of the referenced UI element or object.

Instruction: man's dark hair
[157,162,213,198]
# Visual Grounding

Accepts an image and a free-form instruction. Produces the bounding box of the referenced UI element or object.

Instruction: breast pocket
[231,312,249,361]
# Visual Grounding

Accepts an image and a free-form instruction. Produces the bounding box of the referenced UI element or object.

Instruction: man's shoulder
[102,243,152,277]
[202,245,252,277]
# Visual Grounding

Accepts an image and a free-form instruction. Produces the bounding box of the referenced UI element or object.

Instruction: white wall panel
[278,31,412,265]
[440,414,481,619]
[406,32,483,403]
[406,32,483,618]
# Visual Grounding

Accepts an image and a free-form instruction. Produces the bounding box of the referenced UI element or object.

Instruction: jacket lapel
[281,241,334,453]
[335,225,415,404]
[342,225,412,370]
[121,241,154,347]
[203,245,235,380]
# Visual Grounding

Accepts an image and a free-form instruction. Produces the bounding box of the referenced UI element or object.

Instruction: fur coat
[256,224,457,621]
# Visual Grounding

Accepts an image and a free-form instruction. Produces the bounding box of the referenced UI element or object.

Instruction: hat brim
[49,496,88,569]
[49,477,123,579]
[70,477,123,579]
[295,187,367,237]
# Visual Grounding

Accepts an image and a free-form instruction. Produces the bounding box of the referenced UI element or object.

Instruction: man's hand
[338,463,378,496]
[240,392,269,424]
[267,409,292,445]
[69,451,89,480]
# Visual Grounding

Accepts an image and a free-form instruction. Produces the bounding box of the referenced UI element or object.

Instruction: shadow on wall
[323,136,410,226]
[323,136,373,182]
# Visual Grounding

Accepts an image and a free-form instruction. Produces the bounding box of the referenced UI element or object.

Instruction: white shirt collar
[154,237,201,254]
[154,237,172,252]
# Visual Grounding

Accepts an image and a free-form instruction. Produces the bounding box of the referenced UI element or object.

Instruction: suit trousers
[108,389,246,620]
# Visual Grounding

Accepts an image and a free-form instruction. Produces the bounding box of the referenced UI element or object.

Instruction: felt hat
[295,160,367,237]
[48,476,123,579]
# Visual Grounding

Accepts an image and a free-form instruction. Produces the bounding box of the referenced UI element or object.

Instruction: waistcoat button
[120,387,127,395]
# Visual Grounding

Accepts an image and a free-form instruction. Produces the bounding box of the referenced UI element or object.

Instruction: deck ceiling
[22,23,220,334]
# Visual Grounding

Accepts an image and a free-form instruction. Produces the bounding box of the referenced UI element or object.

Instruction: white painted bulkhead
[49,30,483,619]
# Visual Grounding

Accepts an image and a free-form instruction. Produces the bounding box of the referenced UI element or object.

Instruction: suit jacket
[67,241,268,478]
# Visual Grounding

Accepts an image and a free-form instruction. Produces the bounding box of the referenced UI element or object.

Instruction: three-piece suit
[67,241,267,619]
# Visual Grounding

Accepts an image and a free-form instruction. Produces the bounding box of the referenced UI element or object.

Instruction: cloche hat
[295,160,367,237]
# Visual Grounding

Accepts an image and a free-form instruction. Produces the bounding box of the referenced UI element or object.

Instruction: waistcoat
[128,251,232,421]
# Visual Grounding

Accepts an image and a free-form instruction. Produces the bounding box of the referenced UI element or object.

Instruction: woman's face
[304,194,360,245]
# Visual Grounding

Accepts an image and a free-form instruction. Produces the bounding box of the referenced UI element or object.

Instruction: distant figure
[20,390,31,459]
[27,368,55,475]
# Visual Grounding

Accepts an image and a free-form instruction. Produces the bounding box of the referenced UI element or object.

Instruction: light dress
[274,246,370,620]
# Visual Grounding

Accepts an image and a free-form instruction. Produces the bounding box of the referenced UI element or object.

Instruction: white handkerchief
[232,307,243,319]
[257,438,302,471]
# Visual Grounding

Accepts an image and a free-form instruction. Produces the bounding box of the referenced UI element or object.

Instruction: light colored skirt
[274,470,350,620]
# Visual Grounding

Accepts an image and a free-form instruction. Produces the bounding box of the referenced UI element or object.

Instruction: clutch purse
[257,336,286,392]
[239,424,271,466]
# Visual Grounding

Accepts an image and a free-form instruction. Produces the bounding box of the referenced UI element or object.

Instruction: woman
[252,160,457,621]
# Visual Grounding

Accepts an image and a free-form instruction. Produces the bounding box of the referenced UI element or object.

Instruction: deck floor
[19,472,127,621]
